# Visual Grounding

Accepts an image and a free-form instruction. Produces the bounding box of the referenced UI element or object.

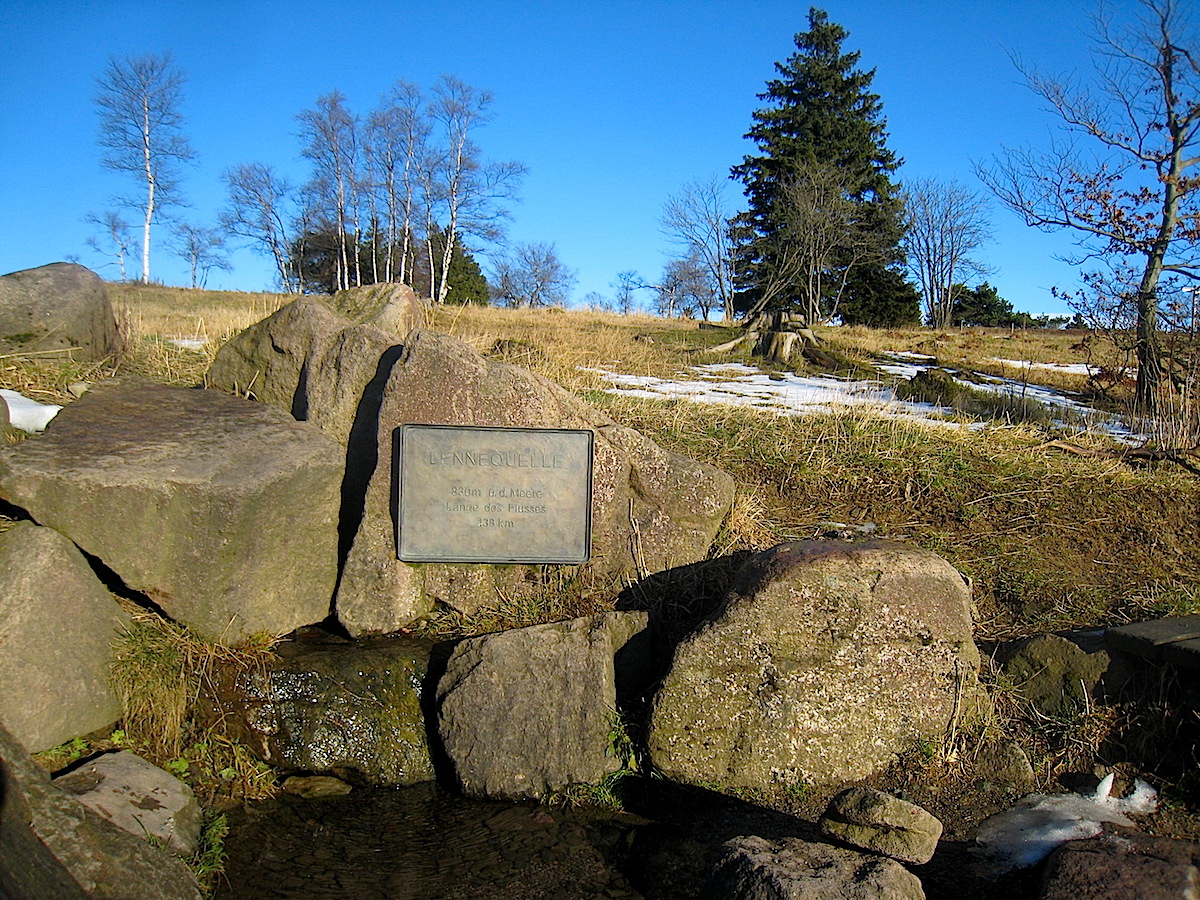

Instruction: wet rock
[0,521,130,752]
[281,775,353,798]
[0,378,344,645]
[1039,831,1200,900]
[648,540,984,789]
[996,633,1109,718]
[0,721,202,899]
[211,635,435,786]
[54,751,202,855]
[704,834,925,899]
[818,788,943,865]
[0,262,121,361]
[437,611,650,800]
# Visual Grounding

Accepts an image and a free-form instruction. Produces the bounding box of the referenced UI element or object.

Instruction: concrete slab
[1161,637,1200,671]
[1106,616,1200,661]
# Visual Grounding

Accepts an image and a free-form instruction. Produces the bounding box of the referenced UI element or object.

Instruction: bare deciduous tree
[661,175,736,321]
[220,162,298,291]
[902,178,993,328]
[428,76,526,304]
[169,222,230,288]
[85,210,132,281]
[365,81,429,284]
[297,91,361,292]
[977,0,1200,413]
[655,252,718,319]
[747,162,887,325]
[95,52,194,284]
[491,242,575,308]
[613,270,643,315]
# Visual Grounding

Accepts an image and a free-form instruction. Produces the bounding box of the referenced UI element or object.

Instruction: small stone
[281,775,353,798]
[975,740,1035,793]
[819,787,943,865]
[67,382,91,399]
[997,633,1108,718]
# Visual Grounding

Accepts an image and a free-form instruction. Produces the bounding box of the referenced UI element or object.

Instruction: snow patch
[583,365,961,426]
[989,358,1097,376]
[166,338,207,351]
[0,390,62,432]
[972,774,1158,871]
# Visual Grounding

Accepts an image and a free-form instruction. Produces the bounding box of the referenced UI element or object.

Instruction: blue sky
[0,0,1137,316]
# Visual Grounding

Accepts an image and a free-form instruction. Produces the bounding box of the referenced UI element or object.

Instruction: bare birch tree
[365,81,429,284]
[977,0,1200,412]
[220,162,298,291]
[85,210,132,281]
[902,178,992,328]
[297,91,361,292]
[428,76,526,303]
[95,52,194,284]
[661,175,736,321]
[169,222,230,288]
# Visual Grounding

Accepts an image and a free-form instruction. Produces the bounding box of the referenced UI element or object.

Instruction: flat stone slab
[1106,616,1200,661]
[54,751,202,856]
[1161,637,1200,671]
[0,378,344,645]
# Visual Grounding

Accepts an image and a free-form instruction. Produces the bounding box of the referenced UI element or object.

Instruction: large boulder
[436,611,650,800]
[648,540,984,789]
[207,299,734,636]
[0,263,121,360]
[0,722,202,900]
[0,521,130,752]
[53,751,202,856]
[328,282,427,335]
[704,835,925,900]
[0,378,344,645]
[206,633,435,786]
[206,296,400,446]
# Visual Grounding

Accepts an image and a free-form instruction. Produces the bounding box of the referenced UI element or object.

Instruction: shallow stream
[216,783,643,899]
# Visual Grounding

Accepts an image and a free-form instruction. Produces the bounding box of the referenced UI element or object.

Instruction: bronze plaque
[396,425,593,564]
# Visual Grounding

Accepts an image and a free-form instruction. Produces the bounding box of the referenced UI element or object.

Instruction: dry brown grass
[107,283,295,389]
[427,303,746,389]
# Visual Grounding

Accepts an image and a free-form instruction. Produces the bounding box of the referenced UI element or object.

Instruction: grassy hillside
[8,283,1192,642]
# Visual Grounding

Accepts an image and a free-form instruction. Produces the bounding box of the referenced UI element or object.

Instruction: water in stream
[216,782,643,899]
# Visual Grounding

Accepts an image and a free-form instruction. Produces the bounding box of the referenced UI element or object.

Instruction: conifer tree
[731,8,906,321]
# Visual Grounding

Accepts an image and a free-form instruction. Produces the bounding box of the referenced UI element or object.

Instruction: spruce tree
[731,8,906,320]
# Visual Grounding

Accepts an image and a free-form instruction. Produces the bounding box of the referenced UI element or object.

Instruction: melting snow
[972,774,1158,871]
[585,353,1138,438]
[167,338,207,351]
[584,365,964,426]
[0,390,61,432]
[989,358,1097,376]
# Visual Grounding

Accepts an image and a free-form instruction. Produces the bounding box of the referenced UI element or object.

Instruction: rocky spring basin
[217,784,645,900]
